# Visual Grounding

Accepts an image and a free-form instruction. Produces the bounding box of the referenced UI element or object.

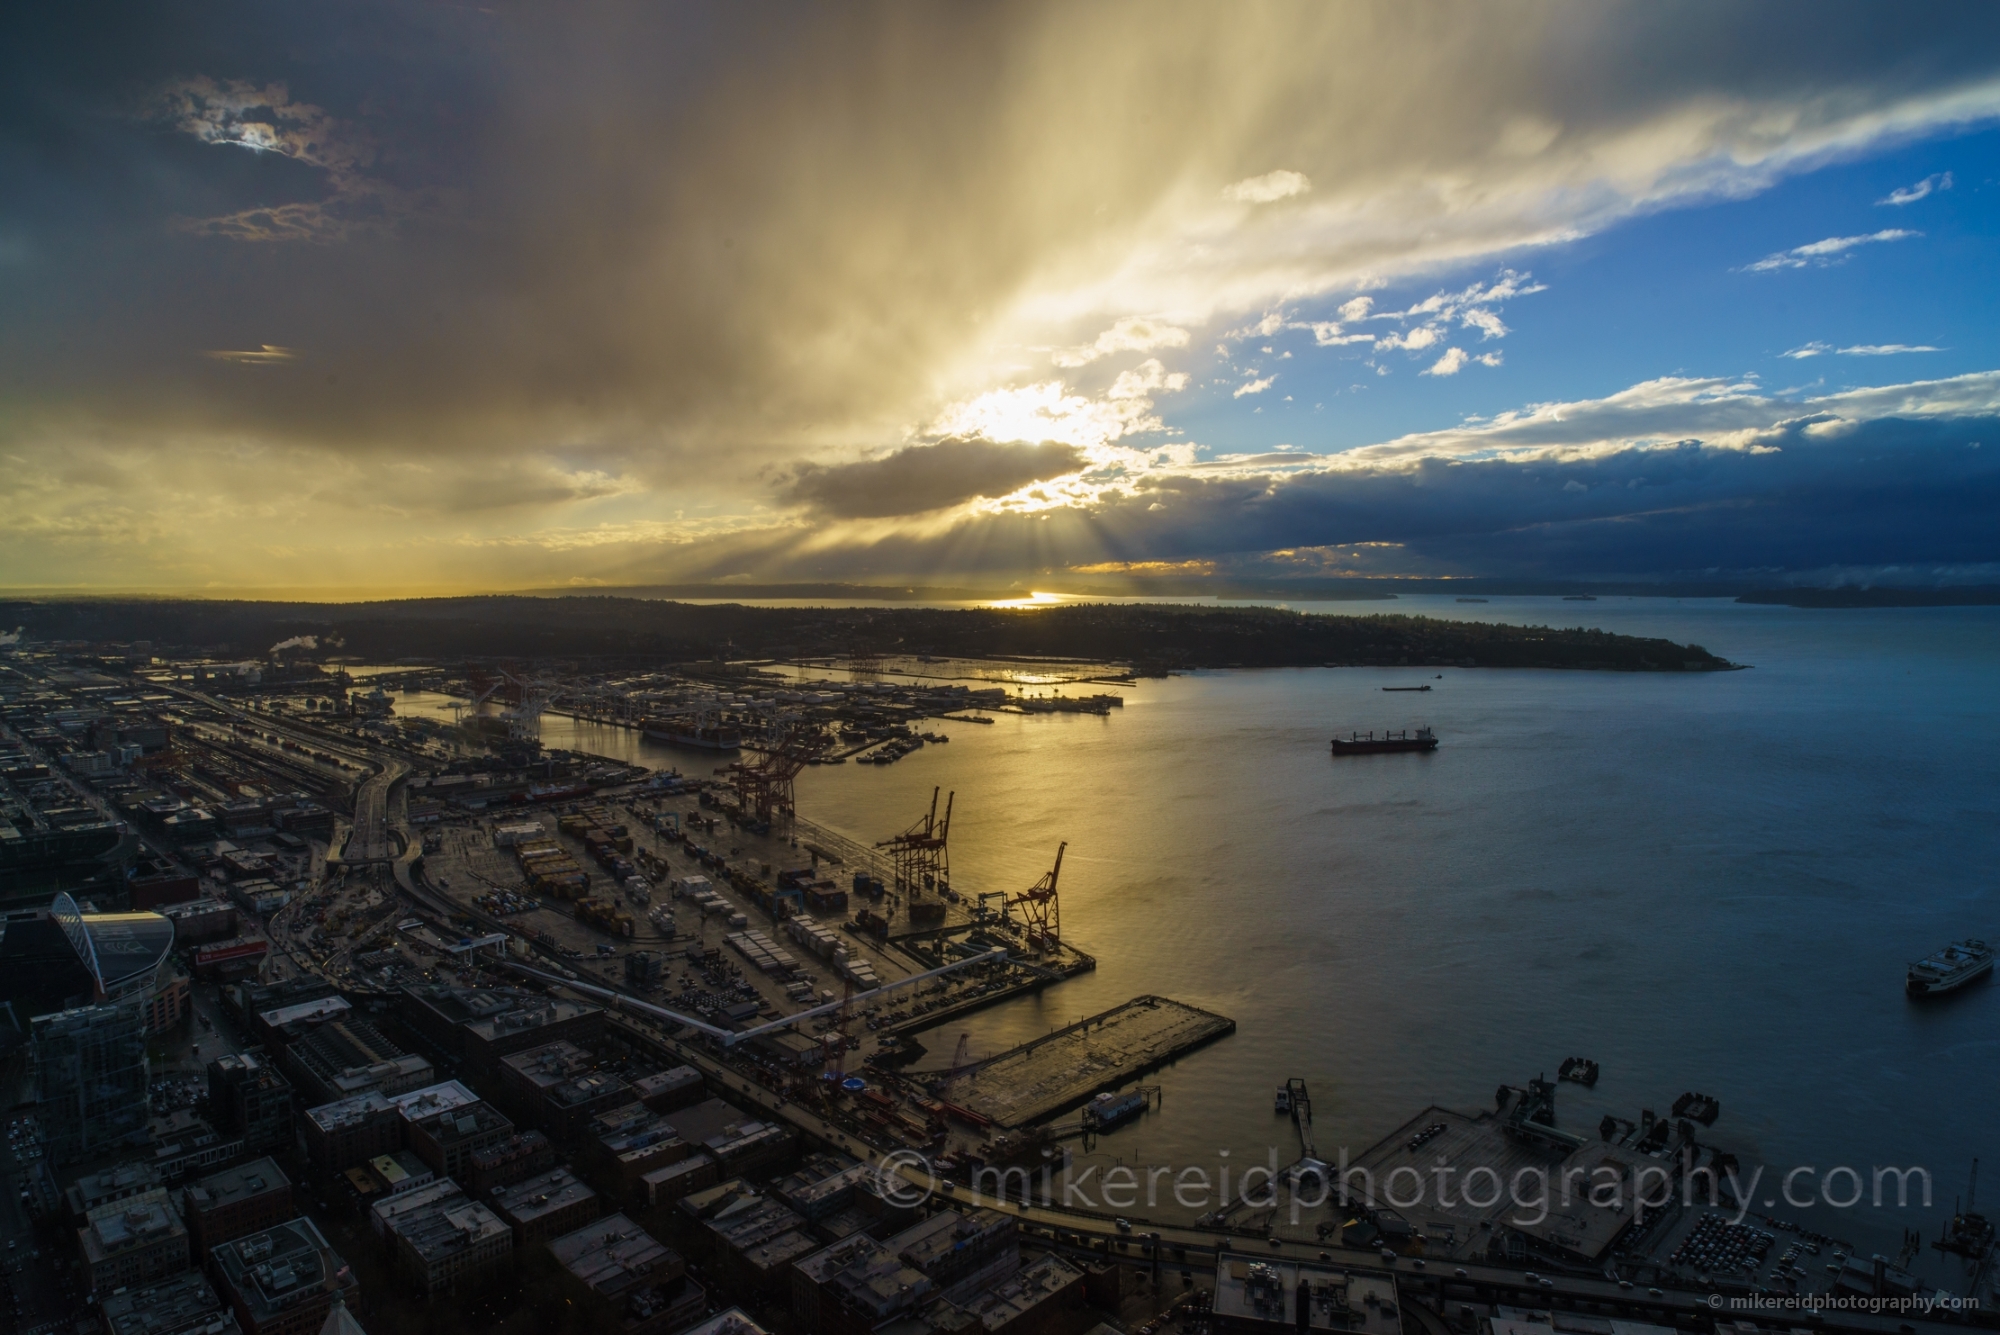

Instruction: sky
[4,2,2000,595]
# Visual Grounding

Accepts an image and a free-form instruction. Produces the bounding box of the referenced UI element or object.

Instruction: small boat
[1558,1056,1600,1087]
[1382,685,1431,692]
[1907,939,1995,996]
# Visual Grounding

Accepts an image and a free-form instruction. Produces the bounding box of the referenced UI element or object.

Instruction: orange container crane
[1009,842,1066,949]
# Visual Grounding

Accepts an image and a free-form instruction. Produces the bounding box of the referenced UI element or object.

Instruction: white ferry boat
[1906,939,1994,996]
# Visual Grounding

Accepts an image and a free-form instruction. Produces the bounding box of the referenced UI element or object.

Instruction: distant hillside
[0,596,1739,673]
[1737,586,2000,608]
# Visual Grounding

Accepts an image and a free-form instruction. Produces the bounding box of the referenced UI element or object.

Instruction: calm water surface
[407,597,2000,1252]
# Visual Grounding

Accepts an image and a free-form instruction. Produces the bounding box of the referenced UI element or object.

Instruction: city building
[302,1090,399,1172]
[677,1312,771,1335]
[145,1109,246,1181]
[208,1051,296,1152]
[367,1150,437,1197]
[406,1097,515,1180]
[99,1268,242,1335]
[212,1217,359,1335]
[702,1191,817,1294]
[958,1253,1087,1335]
[631,1065,704,1112]
[398,983,542,1060]
[33,1001,150,1163]
[792,1232,895,1332]
[460,997,603,1080]
[183,1157,293,1260]
[467,1129,557,1196]
[886,1208,1020,1304]
[770,1153,866,1222]
[65,1161,162,1221]
[280,1009,432,1106]
[50,892,186,1032]
[641,1152,717,1207]
[79,1187,189,1294]
[372,1177,513,1296]
[161,896,237,945]
[1209,1258,1402,1335]
[547,1213,703,1335]
[490,1166,600,1249]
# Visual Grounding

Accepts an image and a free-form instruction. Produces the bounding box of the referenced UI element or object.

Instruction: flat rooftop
[186,1156,290,1213]
[1212,1257,1402,1334]
[492,1167,598,1226]
[549,1212,678,1299]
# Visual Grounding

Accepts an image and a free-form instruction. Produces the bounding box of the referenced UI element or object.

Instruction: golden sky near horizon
[5,2,2000,593]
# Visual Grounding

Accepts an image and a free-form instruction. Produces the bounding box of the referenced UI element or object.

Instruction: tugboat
[1558,1057,1600,1087]
[1906,939,1994,996]
[1330,727,1438,755]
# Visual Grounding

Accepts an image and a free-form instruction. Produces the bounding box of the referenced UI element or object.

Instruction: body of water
[394,597,2000,1259]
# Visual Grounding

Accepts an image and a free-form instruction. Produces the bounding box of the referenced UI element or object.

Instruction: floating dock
[932,994,1234,1127]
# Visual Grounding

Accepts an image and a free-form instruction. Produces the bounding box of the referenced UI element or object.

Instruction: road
[340,756,409,864]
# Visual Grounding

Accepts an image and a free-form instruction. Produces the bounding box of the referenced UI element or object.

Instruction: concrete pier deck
[934,994,1235,1127]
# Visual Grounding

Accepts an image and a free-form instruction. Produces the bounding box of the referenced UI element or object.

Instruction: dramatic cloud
[1222,170,1312,204]
[1879,171,1952,205]
[643,370,2000,584]
[775,439,1084,518]
[5,3,2000,591]
[1742,229,1920,271]
[151,78,408,241]
[1051,317,1191,368]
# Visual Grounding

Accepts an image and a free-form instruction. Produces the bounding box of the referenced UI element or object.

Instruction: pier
[931,994,1236,1127]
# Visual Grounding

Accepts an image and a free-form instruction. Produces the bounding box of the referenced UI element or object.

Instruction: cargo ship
[1906,939,1994,996]
[642,717,742,751]
[1330,727,1437,755]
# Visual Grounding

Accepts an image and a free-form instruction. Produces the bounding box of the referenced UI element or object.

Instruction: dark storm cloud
[776,439,1083,518]
[5,2,2000,589]
[636,414,2000,583]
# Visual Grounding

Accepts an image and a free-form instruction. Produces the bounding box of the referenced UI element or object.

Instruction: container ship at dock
[641,717,743,751]
[1330,726,1438,755]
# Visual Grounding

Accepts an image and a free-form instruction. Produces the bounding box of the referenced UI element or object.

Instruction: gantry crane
[877,787,953,901]
[1009,842,1065,948]
[726,717,829,825]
